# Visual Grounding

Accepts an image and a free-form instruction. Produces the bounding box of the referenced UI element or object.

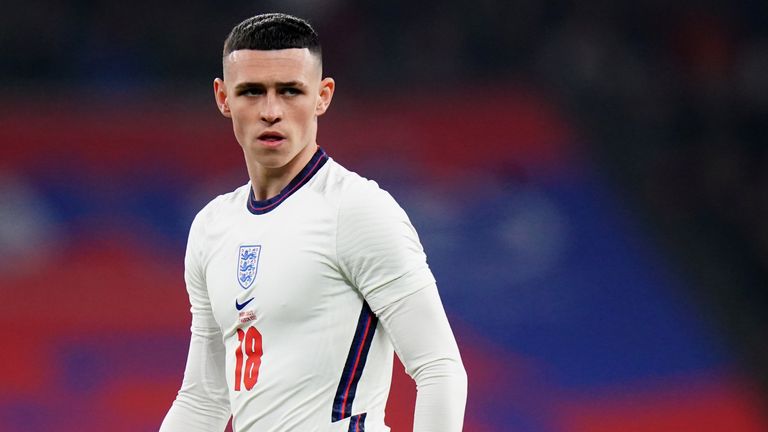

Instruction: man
[160,13,466,432]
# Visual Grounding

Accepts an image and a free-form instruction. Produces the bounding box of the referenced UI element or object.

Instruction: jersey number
[234,326,263,391]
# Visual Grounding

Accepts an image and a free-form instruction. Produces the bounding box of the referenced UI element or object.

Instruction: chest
[203,205,345,334]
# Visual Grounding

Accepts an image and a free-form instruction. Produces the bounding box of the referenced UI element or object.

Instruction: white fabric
[376,285,467,431]
[160,154,466,431]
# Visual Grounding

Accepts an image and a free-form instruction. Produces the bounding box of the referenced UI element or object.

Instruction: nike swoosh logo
[235,297,255,311]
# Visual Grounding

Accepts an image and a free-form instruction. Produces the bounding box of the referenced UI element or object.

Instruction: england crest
[237,245,261,289]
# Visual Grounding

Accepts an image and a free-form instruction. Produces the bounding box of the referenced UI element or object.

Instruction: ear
[213,78,232,118]
[315,77,335,116]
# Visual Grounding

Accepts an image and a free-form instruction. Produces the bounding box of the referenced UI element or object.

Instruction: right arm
[160,213,231,431]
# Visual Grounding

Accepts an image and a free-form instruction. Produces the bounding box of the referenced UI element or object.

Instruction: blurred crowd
[536,2,768,272]
[530,1,768,385]
[2,0,766,390]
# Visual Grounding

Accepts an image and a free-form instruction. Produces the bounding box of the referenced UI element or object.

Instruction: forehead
[223,48,320,83]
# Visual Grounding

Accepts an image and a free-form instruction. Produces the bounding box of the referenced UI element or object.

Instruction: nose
[260,92,282,124]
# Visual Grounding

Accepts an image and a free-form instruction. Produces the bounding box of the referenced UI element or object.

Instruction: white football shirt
[161,148,466,432]
[161,147,466,432]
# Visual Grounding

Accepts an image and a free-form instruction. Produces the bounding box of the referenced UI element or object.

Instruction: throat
[250,179,285,201]
[247,144,319,201]
[245,146,328,215]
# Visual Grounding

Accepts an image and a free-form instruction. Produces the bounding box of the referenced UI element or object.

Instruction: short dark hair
[223,13,321,59]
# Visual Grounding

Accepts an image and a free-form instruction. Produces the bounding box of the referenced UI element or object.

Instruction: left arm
[337,181,467,431]
[375,284,467,431]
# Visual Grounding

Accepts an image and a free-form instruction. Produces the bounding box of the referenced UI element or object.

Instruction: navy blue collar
[246,147,329,215]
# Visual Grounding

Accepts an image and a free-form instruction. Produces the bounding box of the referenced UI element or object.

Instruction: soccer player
[160,13,467,432]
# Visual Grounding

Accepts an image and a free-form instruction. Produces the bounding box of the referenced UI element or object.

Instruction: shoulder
[190,182,251,234]
[322,161,413,246]
[319,158,403,216]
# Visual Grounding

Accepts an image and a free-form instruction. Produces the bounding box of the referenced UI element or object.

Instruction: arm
[337,181,467,431]
[159,324,231,431]
[376,285,467,432]
[160,212,231,431]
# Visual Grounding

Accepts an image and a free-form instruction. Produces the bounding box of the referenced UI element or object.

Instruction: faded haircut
[223,13,321,61]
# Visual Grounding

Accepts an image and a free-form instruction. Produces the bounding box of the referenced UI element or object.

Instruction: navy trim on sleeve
[347,413,367,431]
[332,303,378,422]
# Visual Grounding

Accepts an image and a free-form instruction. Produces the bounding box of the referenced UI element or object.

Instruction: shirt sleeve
[376,285,468,432]
[337,181,467,430]
[336,181,436,312]
[160,211,231,431]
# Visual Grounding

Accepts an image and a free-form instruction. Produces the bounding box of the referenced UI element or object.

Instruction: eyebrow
[234,81,307,92]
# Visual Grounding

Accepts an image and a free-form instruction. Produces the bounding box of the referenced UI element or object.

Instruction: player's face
[214,48,334,171]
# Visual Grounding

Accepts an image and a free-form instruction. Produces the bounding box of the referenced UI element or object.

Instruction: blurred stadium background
[2,1,768,431]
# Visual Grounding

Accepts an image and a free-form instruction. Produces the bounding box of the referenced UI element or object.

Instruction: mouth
[257,131,286,148]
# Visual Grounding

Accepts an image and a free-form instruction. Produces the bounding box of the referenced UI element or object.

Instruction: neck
[247,143,318,201]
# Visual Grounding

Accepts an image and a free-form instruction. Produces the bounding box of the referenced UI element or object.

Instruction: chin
[245,141,309,168]
[254,153,292,169]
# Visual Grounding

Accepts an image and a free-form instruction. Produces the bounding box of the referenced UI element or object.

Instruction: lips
[258,131,285,141]
[257,131,286,147]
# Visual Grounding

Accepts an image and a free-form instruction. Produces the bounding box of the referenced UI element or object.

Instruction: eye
[237,87,264,96]
[280,87,302,96]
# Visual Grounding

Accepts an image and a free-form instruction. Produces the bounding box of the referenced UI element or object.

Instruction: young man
[160,13,466,432]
